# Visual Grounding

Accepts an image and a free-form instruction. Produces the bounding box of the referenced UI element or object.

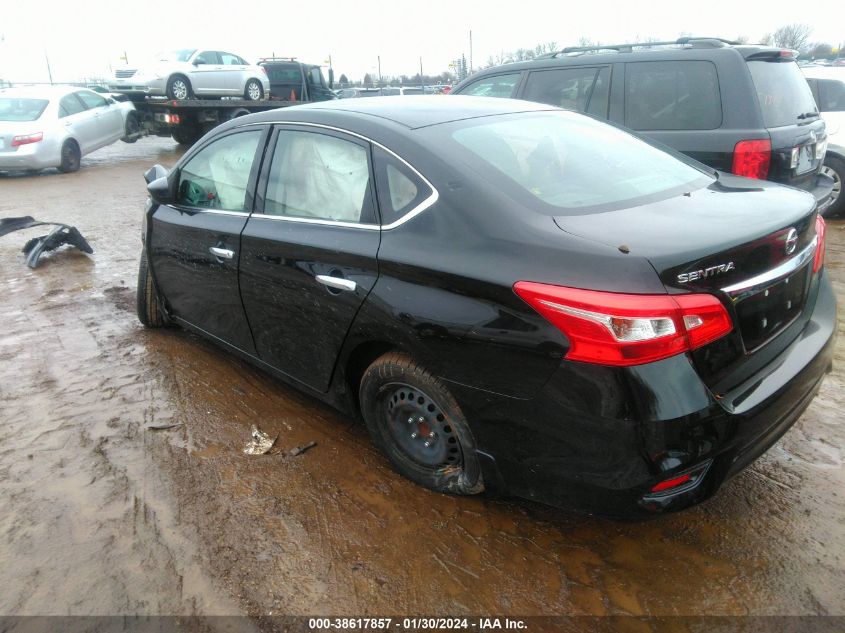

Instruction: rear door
[148,127,267,353]
[219,51,248,95]
[239,125,380,391]
[518,65,611,119]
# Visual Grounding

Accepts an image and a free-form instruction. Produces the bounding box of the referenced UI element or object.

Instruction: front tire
[821,155,844,217]
[136,250,168,328]
[57,140,80,173]
[359,352,484,496]
[244,79,263,101]
[171,124,202,147]
[166,75,193,100]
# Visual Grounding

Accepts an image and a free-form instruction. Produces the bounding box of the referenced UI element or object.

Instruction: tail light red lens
[814,214,826,273]
[651,473,692,493]
[513,282,733,367]
[732,139,771,180]
[11,132,43,147]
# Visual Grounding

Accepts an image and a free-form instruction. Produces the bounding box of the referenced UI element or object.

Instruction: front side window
[157,49,196,62]
[459,73,521,98]
[373,146,433,225]
[308,67,326,88]
[523,67,608,113]
[0,98,49,121]
[446,111,710,213]
[176,131,262,211]
[625,61,722,130]
[76,91,108,110]
[264,130,375,223]
[58,95,85,117]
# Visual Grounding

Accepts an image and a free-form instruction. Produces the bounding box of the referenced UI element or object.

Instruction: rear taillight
[513,282,733,367]
[260,66,268,75]
[732,139,771,180]
[814,215,826,273]
[11,132,43,147]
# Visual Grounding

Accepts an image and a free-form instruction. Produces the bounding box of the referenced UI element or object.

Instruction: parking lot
[0,137,843,619]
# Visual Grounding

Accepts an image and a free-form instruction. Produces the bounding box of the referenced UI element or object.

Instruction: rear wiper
[797,111,819,120]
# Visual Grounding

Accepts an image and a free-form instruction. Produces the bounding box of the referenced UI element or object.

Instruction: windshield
[446,111,710,214]
[748,60,819,127]
[0,98,49,121]
[156,49,196,62]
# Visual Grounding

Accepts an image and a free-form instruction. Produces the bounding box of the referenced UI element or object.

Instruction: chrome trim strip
[721,236,817,300]
[173,206,249,217]
[236,120,440,230]
[249,213,380,230]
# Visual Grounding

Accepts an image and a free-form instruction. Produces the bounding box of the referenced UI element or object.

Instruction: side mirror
[144,164,168,185]
[328,68,334,89]
[147,176,175,205]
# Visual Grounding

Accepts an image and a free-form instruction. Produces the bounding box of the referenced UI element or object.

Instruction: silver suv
[109,49,270,101]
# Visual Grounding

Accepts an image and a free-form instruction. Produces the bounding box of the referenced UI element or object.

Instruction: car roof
[274,95,554,129]
[802,66,845,81]
[0,85,86,100]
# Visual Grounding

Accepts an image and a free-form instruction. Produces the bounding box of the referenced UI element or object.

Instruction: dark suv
[453,38,835,214]
[257,58,336,103]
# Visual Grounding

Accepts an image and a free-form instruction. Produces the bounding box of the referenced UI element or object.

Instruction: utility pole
[44,50,53,84]
[419,57,423,89]
[469,30,473,74]
[377,55,382,87]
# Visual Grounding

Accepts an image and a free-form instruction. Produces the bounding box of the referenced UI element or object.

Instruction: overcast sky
[1,0,843,84]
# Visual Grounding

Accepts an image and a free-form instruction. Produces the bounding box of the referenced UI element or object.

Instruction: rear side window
[373,146,433,226]
[625,61,722,130]
[818,79,845,112]
[177,131,261,211]
[748,61,818,127]
[459,73,520,98]
[523,66,610,117]
[59,95,85,117]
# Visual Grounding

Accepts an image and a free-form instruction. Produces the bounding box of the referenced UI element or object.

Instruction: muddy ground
[0,138,843,621]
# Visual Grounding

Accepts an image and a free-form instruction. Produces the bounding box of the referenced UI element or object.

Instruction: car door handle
[315,275,357,292]
[209,246,234,260]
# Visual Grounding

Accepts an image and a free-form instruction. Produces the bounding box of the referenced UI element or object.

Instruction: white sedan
[0,85,137,173]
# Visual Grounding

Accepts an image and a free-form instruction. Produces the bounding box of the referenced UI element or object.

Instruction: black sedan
[137,96,836,517]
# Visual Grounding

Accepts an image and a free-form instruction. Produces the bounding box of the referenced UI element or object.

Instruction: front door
[147,127,267,353]
[189,51,223,95]
[239,126,381,391]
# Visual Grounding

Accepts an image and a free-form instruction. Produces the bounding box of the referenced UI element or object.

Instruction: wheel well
[168,73,191,88]
[345,341,397,411]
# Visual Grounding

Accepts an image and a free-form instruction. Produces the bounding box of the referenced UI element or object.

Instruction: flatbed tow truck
[123,96,295,146]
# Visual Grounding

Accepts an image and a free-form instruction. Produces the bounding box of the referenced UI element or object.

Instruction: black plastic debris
[0,216,93,268]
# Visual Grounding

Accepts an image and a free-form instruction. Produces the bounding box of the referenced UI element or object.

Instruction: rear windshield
[748,60,819,127]
[445,111,710,214]
[0,98,49,121]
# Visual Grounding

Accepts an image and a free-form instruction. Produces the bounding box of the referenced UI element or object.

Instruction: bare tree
[734,35,749,44]
[773,23,813,50]
[534,41,559,56]
[512,48,535,62]
[759,33,774,46]
[809,42,834,58]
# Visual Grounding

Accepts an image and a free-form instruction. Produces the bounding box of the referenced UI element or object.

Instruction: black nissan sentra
[137,96,836,518]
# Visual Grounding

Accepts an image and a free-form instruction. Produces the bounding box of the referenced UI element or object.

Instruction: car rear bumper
[806,171,835,212]
[0,144,59,170]
[448,269,836,518]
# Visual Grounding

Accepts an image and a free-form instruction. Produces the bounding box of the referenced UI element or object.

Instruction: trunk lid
[554,175,819,389]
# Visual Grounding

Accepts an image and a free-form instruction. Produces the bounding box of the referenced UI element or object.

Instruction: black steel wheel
[359,352,484,495]
[57,140,80,173]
